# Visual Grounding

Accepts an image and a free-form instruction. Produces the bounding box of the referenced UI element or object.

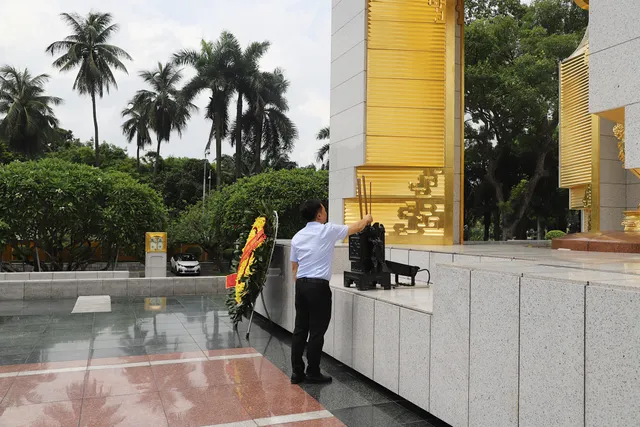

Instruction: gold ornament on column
[582,184,592,232]
[614,124,640,179]
[428,0,446,23]
[614,123,640,231]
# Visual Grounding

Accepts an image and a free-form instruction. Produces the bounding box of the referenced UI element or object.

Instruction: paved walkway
[0,296,445,426]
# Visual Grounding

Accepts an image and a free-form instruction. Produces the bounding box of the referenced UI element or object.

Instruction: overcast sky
[0,0,331,166]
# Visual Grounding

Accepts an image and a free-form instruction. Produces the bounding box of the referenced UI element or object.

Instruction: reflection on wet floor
[0,296,447,427]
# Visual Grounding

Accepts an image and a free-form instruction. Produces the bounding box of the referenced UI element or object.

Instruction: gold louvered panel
[368,50,445,80]
[368,21,446,51]
[356,167,446,199]
[560,51,592,188]
[344,197,447,245]
[569,186,587,210]
[350,0,450,245]
[367,107,445,139]
[366,137,445,166]
[369,0,443,23]
[368,79,445,109]
[346,167,447,244]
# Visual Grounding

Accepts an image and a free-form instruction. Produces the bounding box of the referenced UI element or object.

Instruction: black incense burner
[344,223,391,290]
[343,176,428,291]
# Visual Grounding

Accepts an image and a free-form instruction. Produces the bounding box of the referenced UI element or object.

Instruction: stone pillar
[589,0,640,169]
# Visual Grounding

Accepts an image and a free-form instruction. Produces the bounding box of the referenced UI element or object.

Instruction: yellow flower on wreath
[235,216,267,304]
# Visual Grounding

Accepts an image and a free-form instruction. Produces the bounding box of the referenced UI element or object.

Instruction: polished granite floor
[0,295,448,427]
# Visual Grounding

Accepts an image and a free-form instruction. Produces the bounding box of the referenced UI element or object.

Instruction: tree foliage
[464,0,587,240]
[0,66,62,158]
[171,168,328,263]
[0,158,166,270]
[175,36,237,187]
[315,126,330,170]
[135,62,197,174]
[121,97,152,170]
[46,12,131,167]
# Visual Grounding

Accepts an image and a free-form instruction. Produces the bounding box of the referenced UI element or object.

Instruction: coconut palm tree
[46,12,132,167]
[237,68,297,173]
[0,66,63,158]
[121,97,152,170]
[316,126,330,170]
[229,38,270,180]
[174,35,237,187]
[135,62,197,174]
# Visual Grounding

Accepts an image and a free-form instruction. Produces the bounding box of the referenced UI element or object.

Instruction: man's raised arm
[347,214,373,236]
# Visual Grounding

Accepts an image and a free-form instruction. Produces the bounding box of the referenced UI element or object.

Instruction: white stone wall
[598,116,640,230]
[329,0,367,225]
[590,0,640,168]
[599,118,625,230]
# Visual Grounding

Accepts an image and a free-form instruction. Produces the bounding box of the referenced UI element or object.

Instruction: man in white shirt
[290,199,372,384]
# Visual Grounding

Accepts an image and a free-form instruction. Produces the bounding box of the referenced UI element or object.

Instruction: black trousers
[291,278,332,376]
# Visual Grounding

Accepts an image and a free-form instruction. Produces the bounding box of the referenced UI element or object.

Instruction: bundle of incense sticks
[356,176,372,220]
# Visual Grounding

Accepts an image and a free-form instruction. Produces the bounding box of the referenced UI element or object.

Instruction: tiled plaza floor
[0,296,447,427]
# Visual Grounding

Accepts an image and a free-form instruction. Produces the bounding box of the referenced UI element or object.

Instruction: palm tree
[174,35,237,188]
[121,97,152,170]
[316,126,330,170]
[229,39,270,180]
[46,12,131,167]
[237,68,297,173]
[0,66,62,158]
[136,62,196,174]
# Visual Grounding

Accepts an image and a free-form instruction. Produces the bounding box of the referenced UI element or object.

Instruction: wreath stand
[245,211,279,339]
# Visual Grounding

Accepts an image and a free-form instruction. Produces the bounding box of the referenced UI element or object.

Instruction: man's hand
[348,214,375,236]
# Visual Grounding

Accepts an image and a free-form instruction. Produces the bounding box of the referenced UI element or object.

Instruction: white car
[170,253,201,276]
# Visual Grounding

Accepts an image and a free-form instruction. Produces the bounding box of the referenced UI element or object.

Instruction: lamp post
[202,147,210,215]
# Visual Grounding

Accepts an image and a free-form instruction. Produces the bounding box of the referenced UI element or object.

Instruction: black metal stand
[344,270,391,291]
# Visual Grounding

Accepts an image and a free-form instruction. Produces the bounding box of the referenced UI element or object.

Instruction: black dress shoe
[305,373,332,384]
[290,373,306,384]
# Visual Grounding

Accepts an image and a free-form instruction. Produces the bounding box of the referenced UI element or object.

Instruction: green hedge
[171,168,328,257]
[544,230,566,240]
[0,158,167,269]
[210,168,328,248]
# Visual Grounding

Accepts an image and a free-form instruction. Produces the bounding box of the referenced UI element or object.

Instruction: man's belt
[297,277,329,285]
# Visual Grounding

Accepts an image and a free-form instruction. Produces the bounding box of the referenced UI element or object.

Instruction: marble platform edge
[329,275,433,315]
[447,262,640,292]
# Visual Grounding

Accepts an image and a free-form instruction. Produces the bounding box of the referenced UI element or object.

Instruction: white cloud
[0,0,331,166]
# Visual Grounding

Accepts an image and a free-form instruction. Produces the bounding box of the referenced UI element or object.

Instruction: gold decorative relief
[613,123,640,179]
[456,0,464,25]
[394,168,446,237]
[428,0,446,23]
[582,184,592,209]
[614,123,625,163]
[622,211,640,232]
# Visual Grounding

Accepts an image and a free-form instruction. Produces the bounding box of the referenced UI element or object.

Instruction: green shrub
[545,230,566,240]
[209,168,328,248]
[0,158,167,270]
[222,248,235,261]
[185,246,203,259]
[171,168,328,260]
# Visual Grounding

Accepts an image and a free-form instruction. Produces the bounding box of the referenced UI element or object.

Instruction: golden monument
[343,0,464,245]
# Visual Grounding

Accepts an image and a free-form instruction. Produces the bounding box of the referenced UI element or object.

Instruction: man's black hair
[300,199,323,222]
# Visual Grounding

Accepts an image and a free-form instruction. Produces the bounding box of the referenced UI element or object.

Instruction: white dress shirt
[290,221,349,281]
